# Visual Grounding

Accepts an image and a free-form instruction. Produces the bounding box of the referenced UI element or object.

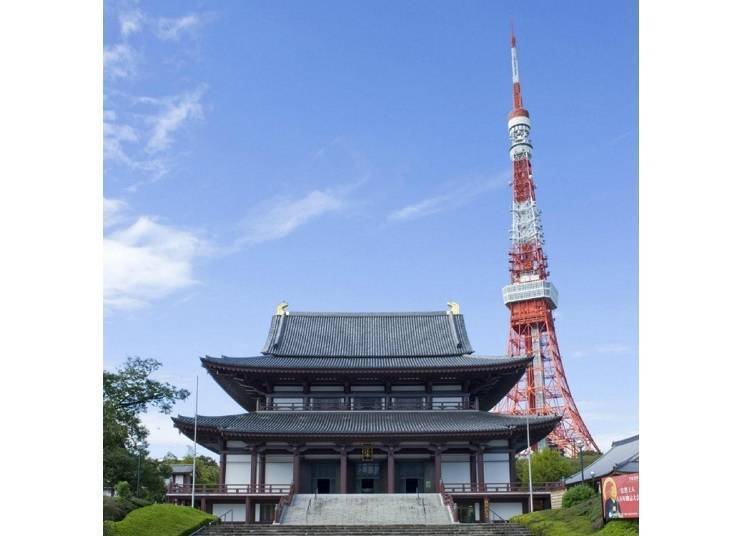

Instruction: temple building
[168,303,560,524]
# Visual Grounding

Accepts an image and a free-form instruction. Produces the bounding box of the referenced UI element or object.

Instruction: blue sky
[104,0,637,459]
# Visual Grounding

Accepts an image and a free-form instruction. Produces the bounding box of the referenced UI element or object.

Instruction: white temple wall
[265,454,293,484]
[483,452,511,484]
[441,454,471,483]
[225,454,252,486]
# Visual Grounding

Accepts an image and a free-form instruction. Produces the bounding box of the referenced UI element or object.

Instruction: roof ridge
[285,311,458,317]
[611,434,639,447]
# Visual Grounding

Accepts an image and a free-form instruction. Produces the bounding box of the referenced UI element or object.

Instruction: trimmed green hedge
[103,504,216,536]
[511,495,638,536]
[103,496,151,521]
[562,485,597,508]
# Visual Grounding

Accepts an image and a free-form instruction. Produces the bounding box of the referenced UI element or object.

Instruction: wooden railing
[273,483,295,524]
[438,481,458,522]
[167,483,292,495]
[441,481,564,493]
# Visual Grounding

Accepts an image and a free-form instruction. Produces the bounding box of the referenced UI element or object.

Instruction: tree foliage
[103,357,190,501]
[516,448,603,486]
[516,448,576,485]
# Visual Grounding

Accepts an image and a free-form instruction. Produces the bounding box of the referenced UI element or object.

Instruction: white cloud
[146,88,205,153]
[104,110,139,164]
[237,189,348,247]
[119,10,144,37]
[388,177,503,222]
[103,197,129,228]
[104,203,206,311]
[156,14,203,41]
[571,343,631,358]
[104,43,137,80]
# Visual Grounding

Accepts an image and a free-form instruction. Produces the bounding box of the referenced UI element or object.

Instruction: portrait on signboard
[603,477,622,520]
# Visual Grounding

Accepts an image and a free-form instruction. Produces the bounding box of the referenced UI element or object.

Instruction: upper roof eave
[201,354,532,373]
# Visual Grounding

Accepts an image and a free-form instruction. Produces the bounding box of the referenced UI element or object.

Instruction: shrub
[104,504,215,536]
[103,496,152,521]
[598,519,639,535]
[563,484,596,508]
[115,480,132,498]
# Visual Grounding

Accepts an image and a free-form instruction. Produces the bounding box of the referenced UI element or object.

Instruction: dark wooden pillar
[250,497,255,523]
[259,452,266,489]
[219,453,227,487]
[476,447,485,492]
[250,447,258,492]
[482,497,490,523]
[433,448,442,488]
[218,437,227,487]
[469,453,477,490]
[339,447,348,493]
[387,447,395,493]
[200,497,207,512]
[292,447,301,488]
[509,449,517,483]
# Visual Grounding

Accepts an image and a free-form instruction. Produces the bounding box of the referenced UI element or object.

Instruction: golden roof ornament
[446,301,460,315]
[275,301,289,316]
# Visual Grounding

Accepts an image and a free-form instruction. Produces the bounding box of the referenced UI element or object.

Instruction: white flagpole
[526,411,534,513]
[191,375,199,508]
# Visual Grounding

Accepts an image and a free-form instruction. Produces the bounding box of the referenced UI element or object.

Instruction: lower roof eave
[172,414,560,453]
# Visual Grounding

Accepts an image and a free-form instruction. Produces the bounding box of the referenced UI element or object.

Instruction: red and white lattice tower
[494,30,600,455]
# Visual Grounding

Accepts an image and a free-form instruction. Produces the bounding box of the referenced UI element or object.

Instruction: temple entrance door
[315,478,332,494]
[404,478,420,493]
[396,461,426,493]
[310,462,337,495]
[355,462,381,493]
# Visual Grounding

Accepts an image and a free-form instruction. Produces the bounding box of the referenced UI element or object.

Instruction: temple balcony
[261,394,477,411]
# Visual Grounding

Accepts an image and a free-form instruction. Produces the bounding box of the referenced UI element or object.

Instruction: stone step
[280,494,454,525]
[200,524,532,536]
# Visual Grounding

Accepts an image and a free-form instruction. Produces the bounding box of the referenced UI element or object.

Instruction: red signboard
[601,473,639,520]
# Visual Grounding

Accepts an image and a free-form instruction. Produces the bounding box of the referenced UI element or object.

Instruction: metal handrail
[305,494,315,524]
[487,507,508,524]
[187,508,232,536]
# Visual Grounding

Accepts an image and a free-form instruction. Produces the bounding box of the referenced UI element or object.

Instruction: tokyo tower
[495,30,600,455]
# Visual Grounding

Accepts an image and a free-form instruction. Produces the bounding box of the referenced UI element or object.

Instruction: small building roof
[261,311,473,357]
[172,411,560,452]
[565,434,639,485]
[169,464,193,474]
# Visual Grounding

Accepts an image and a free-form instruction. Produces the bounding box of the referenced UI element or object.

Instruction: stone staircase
[281,494,453,525]
[199,524,532,535]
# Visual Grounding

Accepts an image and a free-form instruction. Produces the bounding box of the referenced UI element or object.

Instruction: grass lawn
[104,503,216,536]
[511,496,638,536]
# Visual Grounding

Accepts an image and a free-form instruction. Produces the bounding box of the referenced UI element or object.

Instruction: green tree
[516,448,574,485]
[103,357,189,501]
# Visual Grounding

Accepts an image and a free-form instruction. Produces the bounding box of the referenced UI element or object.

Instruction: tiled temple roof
[565,434,639,485]
[261,311,473,357]
[173,411,560,442]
